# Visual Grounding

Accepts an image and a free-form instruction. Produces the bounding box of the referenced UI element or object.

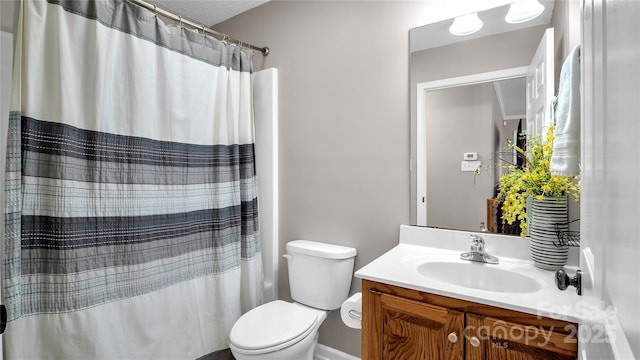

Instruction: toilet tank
[285,240,357,310]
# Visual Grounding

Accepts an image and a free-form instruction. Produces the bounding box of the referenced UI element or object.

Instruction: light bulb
[505,0,545,24]
[449,13,483,36]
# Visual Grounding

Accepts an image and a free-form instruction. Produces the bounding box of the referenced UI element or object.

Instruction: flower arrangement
[498,125,580,236]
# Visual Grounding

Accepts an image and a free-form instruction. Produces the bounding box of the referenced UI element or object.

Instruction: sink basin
[415,261,542,294]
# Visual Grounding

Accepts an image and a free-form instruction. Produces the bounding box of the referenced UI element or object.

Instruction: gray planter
[527,196,569,270]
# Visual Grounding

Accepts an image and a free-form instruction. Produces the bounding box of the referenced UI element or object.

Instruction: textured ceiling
[155,0,268,27]
[0,0,269,33]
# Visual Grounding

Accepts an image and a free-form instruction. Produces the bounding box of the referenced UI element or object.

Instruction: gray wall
[0,1,13,33]
[214,1,428,357]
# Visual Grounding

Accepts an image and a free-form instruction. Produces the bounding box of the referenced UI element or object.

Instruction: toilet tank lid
[287,240,357,259]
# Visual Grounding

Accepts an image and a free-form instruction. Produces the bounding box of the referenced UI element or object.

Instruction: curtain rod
[126,0,270,56]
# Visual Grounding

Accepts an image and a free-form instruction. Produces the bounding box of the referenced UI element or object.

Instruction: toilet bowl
[228,240,357,360]
[229,301,327,360]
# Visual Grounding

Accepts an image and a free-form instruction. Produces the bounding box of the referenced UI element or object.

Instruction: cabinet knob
[469,336,481,348]
[447,332,458,343]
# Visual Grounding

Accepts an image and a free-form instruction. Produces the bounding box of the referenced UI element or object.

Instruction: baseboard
[314,344,360,360]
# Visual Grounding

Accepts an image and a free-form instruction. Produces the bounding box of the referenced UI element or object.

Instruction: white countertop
[355,225,583,323]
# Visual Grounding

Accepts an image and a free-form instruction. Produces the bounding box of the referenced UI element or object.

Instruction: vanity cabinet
[362,280,578,360]
[372,290,464,359]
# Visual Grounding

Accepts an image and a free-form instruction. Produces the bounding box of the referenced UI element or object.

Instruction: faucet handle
[470,234,484,244]
[470,234,485,252]
[463,234,499,264]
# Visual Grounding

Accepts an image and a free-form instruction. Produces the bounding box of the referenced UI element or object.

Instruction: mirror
[410,0,581,233]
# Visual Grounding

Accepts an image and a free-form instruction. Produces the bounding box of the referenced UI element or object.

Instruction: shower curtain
[4,0,263,358]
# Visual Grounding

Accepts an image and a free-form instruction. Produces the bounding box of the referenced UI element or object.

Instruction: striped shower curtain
[4,0,263,358]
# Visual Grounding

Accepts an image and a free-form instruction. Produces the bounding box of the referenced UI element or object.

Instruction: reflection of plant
[498,126,580,236]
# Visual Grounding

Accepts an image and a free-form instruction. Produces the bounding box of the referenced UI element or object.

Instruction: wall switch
[461,160,481,172]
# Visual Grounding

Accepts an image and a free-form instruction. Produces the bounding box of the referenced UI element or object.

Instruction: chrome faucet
[460,234,499,264]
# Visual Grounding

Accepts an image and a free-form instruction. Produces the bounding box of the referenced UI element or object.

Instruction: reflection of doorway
[492,118,526,235]
[416,66,528,227]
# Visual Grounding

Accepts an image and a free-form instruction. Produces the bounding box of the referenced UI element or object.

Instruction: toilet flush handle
[282,254,293,262]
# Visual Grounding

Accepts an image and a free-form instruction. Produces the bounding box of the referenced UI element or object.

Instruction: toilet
[229,240,357,360]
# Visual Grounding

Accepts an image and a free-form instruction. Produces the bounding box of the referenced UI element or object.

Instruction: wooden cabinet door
[465,313,578,360]
[364,290,464,360]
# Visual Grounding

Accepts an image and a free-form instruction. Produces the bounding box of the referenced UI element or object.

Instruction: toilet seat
[229,301,320,355]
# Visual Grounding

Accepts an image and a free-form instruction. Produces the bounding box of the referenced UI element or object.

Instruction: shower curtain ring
[153,4,157,15]
[178,15,182,28]
[201,24,206,35]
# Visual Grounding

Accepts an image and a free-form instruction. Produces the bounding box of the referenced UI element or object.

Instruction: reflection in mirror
[425,78,524,233]
[410,0,581,234]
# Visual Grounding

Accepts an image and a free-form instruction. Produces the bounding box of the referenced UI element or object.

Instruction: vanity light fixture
[449,12,483,36]
[505,0,545,24]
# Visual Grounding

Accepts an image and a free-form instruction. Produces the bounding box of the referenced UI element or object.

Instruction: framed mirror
[410,0,580,234]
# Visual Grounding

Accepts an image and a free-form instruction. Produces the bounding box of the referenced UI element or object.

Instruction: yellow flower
[497,125,580,237]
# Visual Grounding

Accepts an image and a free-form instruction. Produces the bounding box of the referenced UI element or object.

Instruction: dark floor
[196,348,235,360]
